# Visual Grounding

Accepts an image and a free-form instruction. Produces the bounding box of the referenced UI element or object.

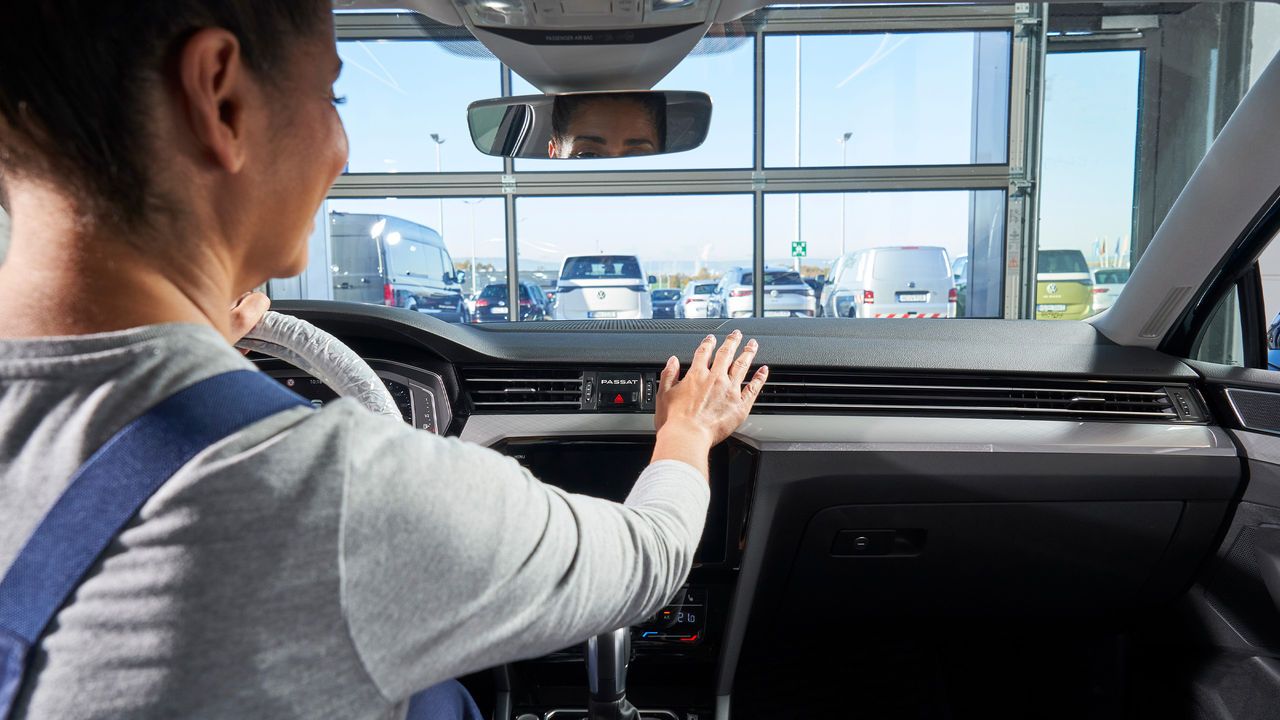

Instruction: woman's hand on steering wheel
[230,292,271,349]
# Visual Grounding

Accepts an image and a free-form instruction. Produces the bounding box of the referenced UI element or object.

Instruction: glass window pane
[516,195,753,320]
[513,33,755,171]
[765,191,1006,319]
[765,32,1011,168]
[1037,50,1140,321]
[269,198,506,324]
[336,40,503,173]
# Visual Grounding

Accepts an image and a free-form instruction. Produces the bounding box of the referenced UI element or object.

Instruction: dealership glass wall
[263,3,1278,323]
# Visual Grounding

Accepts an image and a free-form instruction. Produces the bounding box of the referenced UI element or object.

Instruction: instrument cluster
[264,359,452,434]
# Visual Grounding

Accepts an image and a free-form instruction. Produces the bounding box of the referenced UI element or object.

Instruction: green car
[1035,249,1095,320]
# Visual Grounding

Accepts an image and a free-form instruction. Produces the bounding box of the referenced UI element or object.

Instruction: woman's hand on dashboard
[652,330,768,478]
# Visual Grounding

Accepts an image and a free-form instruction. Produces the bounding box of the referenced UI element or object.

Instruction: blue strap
[0,369,307,716]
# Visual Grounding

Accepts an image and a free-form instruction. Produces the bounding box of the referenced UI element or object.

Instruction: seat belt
[0,369,309,718]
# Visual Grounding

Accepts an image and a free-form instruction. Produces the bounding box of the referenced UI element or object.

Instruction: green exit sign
[791,240,807,257]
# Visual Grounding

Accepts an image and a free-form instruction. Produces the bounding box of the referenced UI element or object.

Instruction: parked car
[1035,249,1094,320]
[472,281,550,323]
[1268,311,1280,371]
[708,266,816,319]
[676,280,718,318]
[952,256,969,318]
[651,288,681,319]
[519,270,559,311]
[1092,267,1130,314]
[822,246,956,318]
[329,212,469,323]
[553,254,654,320]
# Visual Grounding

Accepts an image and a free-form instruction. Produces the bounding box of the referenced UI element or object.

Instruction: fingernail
[705,334,716,342]
[731,329,743,337]
[746,339,758,349]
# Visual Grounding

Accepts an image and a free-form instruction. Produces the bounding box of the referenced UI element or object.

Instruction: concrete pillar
[1134,3,1252,262]
[267,204,334,301]
[967,31,1011,318]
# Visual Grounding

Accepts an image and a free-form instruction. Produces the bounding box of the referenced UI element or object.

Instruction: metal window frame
[330,3,1039,320]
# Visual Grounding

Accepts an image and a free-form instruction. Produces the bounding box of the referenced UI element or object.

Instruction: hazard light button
[596,372,642,411]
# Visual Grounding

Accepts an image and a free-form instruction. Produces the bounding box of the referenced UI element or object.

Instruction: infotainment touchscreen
[496,440,730,564]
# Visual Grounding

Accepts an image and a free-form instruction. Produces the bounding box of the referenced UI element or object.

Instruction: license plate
[589,311,617,319]
[898,293,928,303]
[1037,304,1067,313]
[490,307,504,314]
[764,310,790,317]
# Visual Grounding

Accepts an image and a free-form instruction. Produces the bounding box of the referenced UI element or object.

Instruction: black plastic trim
[480,23,701,45]
[1161,185,1280,357]
[270,301,1203,380]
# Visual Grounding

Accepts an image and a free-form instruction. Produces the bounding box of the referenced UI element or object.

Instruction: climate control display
[636,586,706,644]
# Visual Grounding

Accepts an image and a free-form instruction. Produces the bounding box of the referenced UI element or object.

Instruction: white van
[553,255,654,320]
[822,246,956,319]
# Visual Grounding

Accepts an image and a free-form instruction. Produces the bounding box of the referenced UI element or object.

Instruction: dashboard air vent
[463,367,582,412]
[474,319,725,332]
[755,372,1205,423]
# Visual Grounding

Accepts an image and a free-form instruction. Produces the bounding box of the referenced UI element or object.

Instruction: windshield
[872,248,950,281]
[653,289,681,301]
[180,1,1278,324]
[560,256,644,282]
[1096,269,1131,284]
[736,271,804,287]
[1037,250,1091,275]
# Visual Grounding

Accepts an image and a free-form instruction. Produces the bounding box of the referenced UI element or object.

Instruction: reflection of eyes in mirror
[467,90,710,160]
[548,94,667,159]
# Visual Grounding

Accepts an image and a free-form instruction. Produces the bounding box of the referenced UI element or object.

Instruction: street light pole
[430,133,446,239]
[794,37,803,274]
[463,199,481,296]
[839,131,852,256]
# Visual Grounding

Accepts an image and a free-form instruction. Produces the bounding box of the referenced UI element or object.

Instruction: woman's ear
[177,28,251,174]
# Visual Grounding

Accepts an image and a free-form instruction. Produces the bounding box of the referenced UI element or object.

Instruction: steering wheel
[235,311,401,419]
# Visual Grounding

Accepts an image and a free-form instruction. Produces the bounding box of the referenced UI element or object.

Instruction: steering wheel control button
[597,372,642,410]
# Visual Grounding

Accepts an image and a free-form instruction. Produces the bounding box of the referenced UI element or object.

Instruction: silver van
[822,246,956,319]
[330,213,469,323]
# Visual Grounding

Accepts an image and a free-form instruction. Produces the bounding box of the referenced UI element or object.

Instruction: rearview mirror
[467,91,712,160]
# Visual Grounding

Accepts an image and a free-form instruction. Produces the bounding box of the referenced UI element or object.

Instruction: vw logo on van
[1047,283,1058,294]
[770,289,778,298]
[596,290,607,300]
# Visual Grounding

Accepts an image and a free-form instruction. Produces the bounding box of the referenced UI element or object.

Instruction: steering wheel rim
[235,311,401,419]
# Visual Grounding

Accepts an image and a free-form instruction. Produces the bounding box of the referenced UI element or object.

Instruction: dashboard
[256,300,1249,720]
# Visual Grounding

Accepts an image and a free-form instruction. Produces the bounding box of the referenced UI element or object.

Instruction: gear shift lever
[585,628,639,720]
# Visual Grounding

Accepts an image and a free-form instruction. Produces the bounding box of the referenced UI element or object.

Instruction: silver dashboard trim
[459,414,1237,456]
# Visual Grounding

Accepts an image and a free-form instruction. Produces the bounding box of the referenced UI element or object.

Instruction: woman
[0,2,768,719]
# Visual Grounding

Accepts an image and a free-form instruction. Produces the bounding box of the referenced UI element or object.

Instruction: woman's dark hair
[551,93,668,151]
[0,1,330,227]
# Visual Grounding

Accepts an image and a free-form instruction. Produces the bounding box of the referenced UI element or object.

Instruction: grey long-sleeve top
[0,323,708,719]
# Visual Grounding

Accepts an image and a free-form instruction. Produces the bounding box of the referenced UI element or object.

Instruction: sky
[327,26,1144,291]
